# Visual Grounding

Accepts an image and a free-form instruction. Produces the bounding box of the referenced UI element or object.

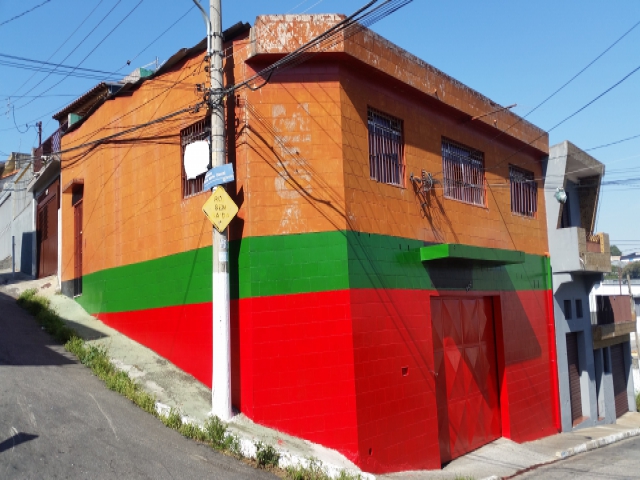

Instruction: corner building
[60,15,560,473]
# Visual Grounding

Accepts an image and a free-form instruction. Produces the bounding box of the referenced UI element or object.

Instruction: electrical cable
[491,17,640,144]
[226,0,412,94]
[114,4,195,73]
[10,0,123,107]
[0,0,54,28]
[7,0,106,100]
[17,0,146,111]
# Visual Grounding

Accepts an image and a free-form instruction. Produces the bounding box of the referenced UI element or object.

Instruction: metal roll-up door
[566,333,582,424]
[611,344,629,418]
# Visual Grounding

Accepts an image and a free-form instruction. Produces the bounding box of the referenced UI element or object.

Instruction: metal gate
[36,181,59,278]
[566,333,582,425]
[73,199,83,296]
[611,344,629,418]
[431,297,501,464]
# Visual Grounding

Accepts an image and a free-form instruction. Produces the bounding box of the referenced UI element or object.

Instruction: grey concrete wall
[0,164,35,276]
[0,192,12,262]
[554,275,600,431]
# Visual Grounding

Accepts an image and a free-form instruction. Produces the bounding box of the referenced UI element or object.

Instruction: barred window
[368,108,404,186]
[442,138,486,206]
[181,118,211,198]
[509,165,537,217]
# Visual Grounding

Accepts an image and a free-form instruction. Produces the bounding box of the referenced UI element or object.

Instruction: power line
[492,17,640,143]
[114,4,195,73]
[17,0,145,112]
[586,132,640,152]
[226,0,412,94]
[9,0,123,109]
[7,0,107,100]
[0,0,54,28]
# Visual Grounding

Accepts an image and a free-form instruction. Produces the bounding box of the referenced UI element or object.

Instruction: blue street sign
[204,163,235,191]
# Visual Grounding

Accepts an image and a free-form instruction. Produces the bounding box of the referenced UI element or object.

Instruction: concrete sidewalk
[3,271,640,480]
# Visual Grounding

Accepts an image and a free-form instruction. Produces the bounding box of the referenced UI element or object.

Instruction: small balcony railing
[586,232,602,253]
[593,295,634,326]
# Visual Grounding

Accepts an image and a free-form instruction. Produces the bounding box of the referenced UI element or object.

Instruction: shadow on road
[0,290,77,367]
[0,433,38,454]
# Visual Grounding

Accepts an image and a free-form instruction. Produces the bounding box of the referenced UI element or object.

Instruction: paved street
[0,291,275,479]
[517,436,640,479]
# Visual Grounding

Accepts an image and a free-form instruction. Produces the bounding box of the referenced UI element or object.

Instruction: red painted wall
[235,290,361,462]
[96,286,558,473]
[97,303,212,388]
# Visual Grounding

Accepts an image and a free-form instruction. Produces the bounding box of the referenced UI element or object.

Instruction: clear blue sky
[1,0,639,249]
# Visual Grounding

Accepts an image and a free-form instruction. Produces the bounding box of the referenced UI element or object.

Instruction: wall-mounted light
[554,187,567,204]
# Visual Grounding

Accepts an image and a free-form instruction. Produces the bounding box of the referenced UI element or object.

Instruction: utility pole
[192,0,232,421]
[36,121,42,147]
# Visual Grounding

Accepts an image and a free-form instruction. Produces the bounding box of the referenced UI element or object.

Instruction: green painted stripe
[347,231,548,292]
[232,230,350,299]
[77,247,213,314]
[77,230,549,315]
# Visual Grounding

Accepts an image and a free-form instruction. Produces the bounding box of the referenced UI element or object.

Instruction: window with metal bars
[509,165,537,217]
[181,117,211,198]
[442,138,486,206]
[368,108,404,186]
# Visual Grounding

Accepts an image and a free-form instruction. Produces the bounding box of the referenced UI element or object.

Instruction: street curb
[154,402,375,480]
[556,427,640,459]
[496,426,640,479]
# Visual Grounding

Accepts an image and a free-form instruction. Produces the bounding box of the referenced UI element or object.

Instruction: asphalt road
[517,436,640,479]
[0,290,275,479]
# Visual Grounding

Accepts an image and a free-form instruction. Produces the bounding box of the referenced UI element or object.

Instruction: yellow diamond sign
[202,186,238,232]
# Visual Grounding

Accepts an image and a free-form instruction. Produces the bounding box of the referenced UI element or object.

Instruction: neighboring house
[621,252,640,265]
[28,128,63,281]
[544,141,635,432]
[0,152,36,274]
[58,15,560,473]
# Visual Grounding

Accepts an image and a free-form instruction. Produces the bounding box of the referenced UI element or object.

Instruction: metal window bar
[442,139,486,206]
[180,117,211,198]
[509,165,538,217]
[368,108,404,187]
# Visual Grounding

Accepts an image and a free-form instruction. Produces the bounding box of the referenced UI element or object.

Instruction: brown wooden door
[566,333,583,425]
[36,182,59,279]
[73,199,83,296]
[611,344,629,418]
[432,297,501,464]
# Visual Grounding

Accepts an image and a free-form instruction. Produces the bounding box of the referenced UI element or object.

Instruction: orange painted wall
[233,63,347,239]
[60,53,211,282]
[339,66,549,256]
[61,19,551,284]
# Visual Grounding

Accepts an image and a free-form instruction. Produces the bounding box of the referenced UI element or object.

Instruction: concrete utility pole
[192,0,232,421]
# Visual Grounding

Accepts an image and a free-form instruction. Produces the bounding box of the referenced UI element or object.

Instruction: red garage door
[432,297,501,464]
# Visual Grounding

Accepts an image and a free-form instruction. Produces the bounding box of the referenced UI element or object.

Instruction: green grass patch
[284,458,362,480]
[17,289,75,344]
[255,441,280,469]
[636,392,640,412]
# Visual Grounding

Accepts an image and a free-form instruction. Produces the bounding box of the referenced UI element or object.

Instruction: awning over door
[420,243,525,265]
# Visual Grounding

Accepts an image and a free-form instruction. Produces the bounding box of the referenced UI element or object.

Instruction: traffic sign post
[202,186,239,233]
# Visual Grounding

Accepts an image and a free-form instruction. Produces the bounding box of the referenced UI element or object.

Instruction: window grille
[509,165,537,217]
[181,117,211,198]
[368,108,404,186]
[442,138,486,206]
